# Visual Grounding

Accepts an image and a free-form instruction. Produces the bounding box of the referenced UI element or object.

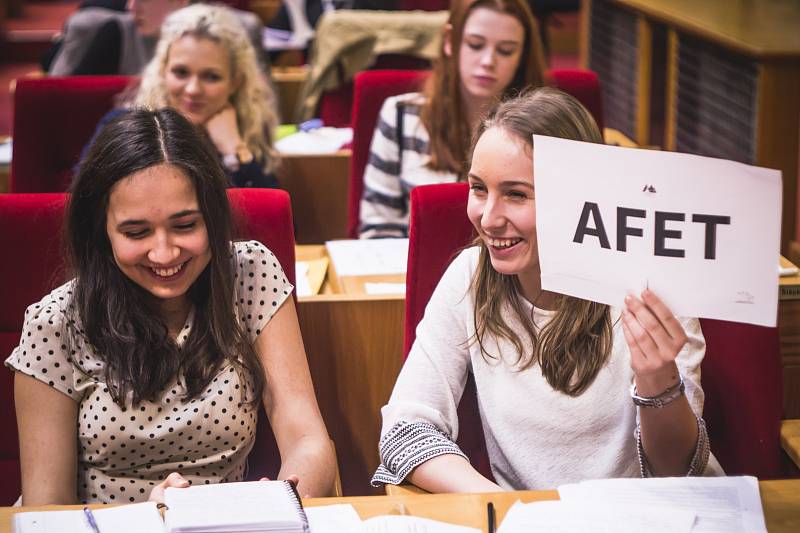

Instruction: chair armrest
[384,483,429,496]
[781,419,800,468]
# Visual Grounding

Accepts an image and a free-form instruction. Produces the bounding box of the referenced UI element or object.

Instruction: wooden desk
[780,259,800,418]
[275,150,350,244]
[306,480,800,533]
[272,66,309,124]
[294,244,405,495]
[3,480,798,532]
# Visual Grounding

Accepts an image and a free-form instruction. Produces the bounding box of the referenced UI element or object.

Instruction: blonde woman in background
[86,3,280,188]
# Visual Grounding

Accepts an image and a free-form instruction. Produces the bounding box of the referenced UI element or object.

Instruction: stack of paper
[497,476,766,532]
[164,481,308,533]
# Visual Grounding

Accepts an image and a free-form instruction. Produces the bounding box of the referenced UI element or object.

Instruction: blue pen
[83,506,101,533]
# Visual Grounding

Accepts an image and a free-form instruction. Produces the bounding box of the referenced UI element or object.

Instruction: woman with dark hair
[7,108,335,505]
[359,0,546,238]
[372,88,722,493]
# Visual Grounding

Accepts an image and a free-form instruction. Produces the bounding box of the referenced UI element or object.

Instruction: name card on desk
[534,135,782,327]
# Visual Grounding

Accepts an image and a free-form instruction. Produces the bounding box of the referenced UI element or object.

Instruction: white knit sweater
[374,247,721,489]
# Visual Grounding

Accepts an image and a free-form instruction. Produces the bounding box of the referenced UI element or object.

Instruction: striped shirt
[359,93,459,239]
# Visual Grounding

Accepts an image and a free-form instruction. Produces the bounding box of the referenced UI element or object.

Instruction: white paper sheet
[360,515,480,533]
[295,262,312,297]
[275,128,353,154]
[13,502,165,533]
[497,500,695,533]
[557,476,766,533]
[533,136,782,327]
[306,504,363,533]
[365,282,406,295]
[325,239,409,276]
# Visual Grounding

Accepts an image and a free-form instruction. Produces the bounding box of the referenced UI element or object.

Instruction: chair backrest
[347,69,430,238]
[11,76,133,193]
[0,189,296,503]
[318,55,432,128]
[347,68,605,238]
[404,182,785,481]
[547,68,604,132]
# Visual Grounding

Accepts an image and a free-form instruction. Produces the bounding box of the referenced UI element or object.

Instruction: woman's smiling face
[105,163,211,311]
[164,35,236,125]
[467,126,539,280]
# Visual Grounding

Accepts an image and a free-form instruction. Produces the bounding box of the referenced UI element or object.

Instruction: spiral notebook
[164,480,309,533]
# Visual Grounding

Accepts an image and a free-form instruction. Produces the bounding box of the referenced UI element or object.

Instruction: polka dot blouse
[5,240,293,504]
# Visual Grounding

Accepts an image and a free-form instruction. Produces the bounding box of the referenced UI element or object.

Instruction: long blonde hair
[421,0,546,177]
[135,4,278,171]
[470,87,612,396]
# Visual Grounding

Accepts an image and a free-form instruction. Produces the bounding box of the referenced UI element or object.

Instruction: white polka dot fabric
[5,240,293,504]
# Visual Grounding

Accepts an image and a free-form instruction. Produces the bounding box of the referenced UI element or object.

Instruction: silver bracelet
[630,375,685,408]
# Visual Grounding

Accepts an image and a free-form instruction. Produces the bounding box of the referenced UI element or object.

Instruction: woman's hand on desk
[149,472,190,504]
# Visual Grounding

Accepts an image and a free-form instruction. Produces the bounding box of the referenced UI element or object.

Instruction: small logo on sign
[642,184,657,194]
[734,291,755,304]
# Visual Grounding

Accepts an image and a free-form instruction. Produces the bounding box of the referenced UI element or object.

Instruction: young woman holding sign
[372,88,722,492]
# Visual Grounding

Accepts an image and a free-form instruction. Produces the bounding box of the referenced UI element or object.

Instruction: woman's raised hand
[621,288,687,395]
[205,104,243,156]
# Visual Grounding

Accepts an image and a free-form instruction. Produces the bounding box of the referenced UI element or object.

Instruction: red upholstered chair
[11,76,133,193]
[346,68,605,238]
[347,69,429,237]
[404,182,786,482]
[547,68,604,132]
[0,189,295,504]
[0,194,68,505]
[318,55,432,128]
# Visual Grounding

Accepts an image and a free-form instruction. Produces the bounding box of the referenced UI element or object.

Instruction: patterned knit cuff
[370,420,468,487]
[636,416,710,477]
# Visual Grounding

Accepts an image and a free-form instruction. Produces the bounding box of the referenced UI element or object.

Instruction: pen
[83,506,101,533]
[487,502,495,533]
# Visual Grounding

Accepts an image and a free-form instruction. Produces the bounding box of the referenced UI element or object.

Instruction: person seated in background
[358,0,546,238]
[46,0,267,76]
[86,4,280,188]
[7,108,335,505]
[372,88,722,493]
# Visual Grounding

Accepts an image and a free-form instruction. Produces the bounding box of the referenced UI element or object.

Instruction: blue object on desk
[298,118,324,132]
[83,507,101,533]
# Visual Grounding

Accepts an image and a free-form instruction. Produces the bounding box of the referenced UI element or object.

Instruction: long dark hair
[470,88,612,396]
[421,0,546,176]
[66,108,264,406]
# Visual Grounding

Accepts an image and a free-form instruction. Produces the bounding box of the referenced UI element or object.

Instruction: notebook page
[13,502,164,533]
[164,481,301,531]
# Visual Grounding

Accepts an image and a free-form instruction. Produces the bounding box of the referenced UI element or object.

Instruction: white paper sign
[533,136,781,327]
